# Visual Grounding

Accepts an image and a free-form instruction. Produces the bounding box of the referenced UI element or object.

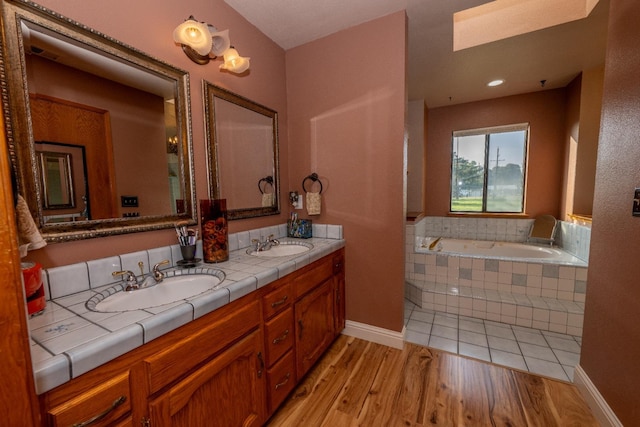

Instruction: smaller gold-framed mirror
[203,81,280,220]
[38,151,74,209]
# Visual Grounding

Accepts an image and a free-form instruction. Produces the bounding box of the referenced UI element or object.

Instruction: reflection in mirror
[35,142,88,223]
[0,0,196,242]
[39,151,74,209]
[203,81,280,220]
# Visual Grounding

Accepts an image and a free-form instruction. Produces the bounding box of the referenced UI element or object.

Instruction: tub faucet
[112,270,139,291]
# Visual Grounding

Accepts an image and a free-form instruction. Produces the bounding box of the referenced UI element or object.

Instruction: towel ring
[258,176,274,194]
[302,173,323,194]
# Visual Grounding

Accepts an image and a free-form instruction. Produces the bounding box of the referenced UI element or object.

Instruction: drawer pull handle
[72,395,126,427]
[272,329,290,344]
[275,372,291,390]
[271,295,288,308]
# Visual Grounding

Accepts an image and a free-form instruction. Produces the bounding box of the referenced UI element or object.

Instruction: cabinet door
[334,274,346,333]
[148,330,266,427]
[333,250,346,332]
[295,278,335,378]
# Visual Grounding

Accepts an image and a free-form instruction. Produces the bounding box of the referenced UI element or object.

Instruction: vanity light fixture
[487,79,505,87]
[173,16,250,73]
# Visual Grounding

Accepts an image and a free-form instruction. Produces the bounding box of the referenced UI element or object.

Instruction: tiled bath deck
[404,300,581,382]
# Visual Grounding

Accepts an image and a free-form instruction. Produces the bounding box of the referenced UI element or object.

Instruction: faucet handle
[267,234,280,245]
[112,270,138,290]
[153,260,170,282]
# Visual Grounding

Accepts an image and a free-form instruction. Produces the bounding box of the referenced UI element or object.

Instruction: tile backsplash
[43,223,343,302]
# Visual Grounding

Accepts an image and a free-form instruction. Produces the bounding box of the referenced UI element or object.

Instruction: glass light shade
[173,19,212,56]
[210,29,231,57]
[219,48,250,73]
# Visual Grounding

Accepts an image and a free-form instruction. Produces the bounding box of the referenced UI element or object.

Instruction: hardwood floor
[266,335,599,426]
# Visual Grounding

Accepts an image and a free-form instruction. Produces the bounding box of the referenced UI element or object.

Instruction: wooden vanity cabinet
[333,251,346,332]
[39,248,345,427]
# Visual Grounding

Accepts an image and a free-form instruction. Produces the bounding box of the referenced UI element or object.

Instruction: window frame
[450,123,529,214]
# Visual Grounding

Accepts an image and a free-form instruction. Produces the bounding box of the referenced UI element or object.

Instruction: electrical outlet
[633,188,640,216]
[294,195,303,210]
[121,195,138,208]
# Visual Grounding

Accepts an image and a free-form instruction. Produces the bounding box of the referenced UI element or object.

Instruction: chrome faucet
[112,270,139,291]
[252,234,280,252]
[152,260,170,283]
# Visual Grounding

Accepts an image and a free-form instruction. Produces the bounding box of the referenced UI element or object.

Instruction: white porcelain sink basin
[247,241,313,257]
[88,269,225,312]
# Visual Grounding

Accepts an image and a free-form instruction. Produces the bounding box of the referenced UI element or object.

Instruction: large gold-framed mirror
[203,81,280,220]
[0,0,196,242]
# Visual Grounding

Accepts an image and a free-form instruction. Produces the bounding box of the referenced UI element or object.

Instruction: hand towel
[306,192,321,216]
[261,193,274,207]
[16,195,46,257]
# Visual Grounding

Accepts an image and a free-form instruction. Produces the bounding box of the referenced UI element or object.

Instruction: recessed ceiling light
[487,79,505,87]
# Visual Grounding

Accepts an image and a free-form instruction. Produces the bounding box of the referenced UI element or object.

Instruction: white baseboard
[341,320,405,349]
[573,364,622,427]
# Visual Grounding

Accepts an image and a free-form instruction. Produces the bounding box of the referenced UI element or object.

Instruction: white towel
[262,193,274,207]
[16,195,46,257]
[306,192,321,216]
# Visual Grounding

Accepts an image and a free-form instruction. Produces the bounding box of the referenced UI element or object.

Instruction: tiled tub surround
[405,217,590,338]
[28,223,344,394]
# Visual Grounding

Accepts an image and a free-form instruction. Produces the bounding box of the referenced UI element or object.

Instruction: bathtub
[415,237,586,266]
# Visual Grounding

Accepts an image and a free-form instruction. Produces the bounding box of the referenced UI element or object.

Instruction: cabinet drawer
[263,282,292,319]
[143,300,260,394]
[293,257,334,298]
[264,307,294,366]
[267,350,296,412]
[46,371,131,427]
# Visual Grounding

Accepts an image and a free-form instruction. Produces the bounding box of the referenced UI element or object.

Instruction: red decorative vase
[200,199,229,263]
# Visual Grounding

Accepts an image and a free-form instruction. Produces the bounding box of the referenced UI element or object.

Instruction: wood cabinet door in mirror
[148,329,267,427]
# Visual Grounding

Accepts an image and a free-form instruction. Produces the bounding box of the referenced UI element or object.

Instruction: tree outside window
[450,124,528,213]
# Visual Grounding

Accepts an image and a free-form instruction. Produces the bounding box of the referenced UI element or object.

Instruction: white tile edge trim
[341,320,405,350]
[573,364,623,427]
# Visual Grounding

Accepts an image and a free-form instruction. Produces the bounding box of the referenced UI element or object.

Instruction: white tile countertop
[28,224,344,394]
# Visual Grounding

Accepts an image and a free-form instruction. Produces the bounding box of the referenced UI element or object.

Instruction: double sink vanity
[0,2,346,425]
[31,225,345,426]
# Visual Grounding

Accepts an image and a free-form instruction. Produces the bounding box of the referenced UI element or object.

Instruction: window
[451,124,528,213]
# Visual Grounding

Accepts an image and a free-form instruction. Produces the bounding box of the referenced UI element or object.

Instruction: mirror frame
[0,0,197,242]
[203,81,280,220]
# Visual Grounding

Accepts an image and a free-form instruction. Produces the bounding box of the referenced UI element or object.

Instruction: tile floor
[404,300,582,382]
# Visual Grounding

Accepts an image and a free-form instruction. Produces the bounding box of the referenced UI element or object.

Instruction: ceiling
[224,0,609,107]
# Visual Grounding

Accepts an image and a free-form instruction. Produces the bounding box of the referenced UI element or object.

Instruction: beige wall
[574,66,604,216]
[561,74,582,219]
[27,0,289,267]
[580,0,640,424]
[426,89,568,218]
[408,100,426,214]
[285,12,407,332]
